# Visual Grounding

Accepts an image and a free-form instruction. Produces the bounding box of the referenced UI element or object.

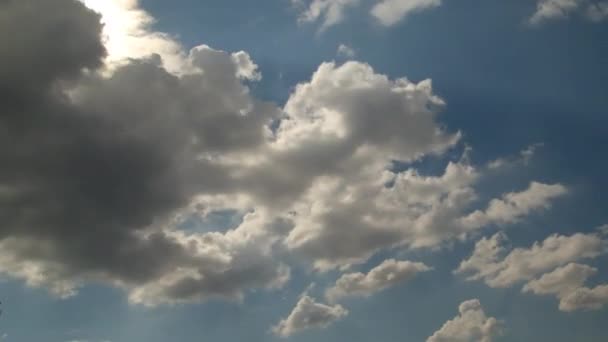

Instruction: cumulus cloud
[523,263,596,297]
[0,0,571,307]
[272,295,348,337]
[325,259,431,302]
[291,0,360,31]
[0,0,287,305]
[523,263,608,312]
[456,232,606,288]
[530,0,608,24]
[559,284,608,312]
[427,299,504,342]
[459,182,567,229]
[371,0,442,26]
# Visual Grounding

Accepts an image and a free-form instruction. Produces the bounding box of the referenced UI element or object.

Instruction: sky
[0,0,607,341]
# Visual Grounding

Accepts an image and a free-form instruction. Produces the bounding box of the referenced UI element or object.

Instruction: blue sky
[1,0,607,341]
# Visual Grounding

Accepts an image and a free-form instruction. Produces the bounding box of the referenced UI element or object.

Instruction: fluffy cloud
[371,0,442,26]
[291,0,360,31]
[427,299,504,342]
[559,284,608,312]
[530,0,608,24]
[459,182,567,229]
[458,232,608,312]
[0,0,286,304]
[456,232,606,288]
[523,263,596,296]
[0,0,571,308]
[325,259,431,301]
[272,295,348,337]
[523,263,608,312]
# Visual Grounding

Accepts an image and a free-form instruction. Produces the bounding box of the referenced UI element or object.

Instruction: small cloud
[337,44,356,59]
[487,142,544,169]
[529,0,608,25]
[272,295,348,337]
[371,0,442,27]
[325,259,431,302]
[427,299,504,342]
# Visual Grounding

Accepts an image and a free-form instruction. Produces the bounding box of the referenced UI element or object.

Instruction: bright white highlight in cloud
[325,259,431,301]
[371,0,442,26]
[272,295,348,337]
[80,0,185,72]
[427,299,504,342]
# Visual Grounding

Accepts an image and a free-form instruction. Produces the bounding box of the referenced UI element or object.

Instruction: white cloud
[371,0,442,26]
[337,44,356,58]
[559,284,608,312]
[523,263,608,312]
[427,299,504,342]
[456,232,606,288]
[272,295,348,337]
[460,182,567,229]
[489,142,545,169]
[325,259,431,301]
[293,0,360,31]
[530,0,608,24]
[523,263,596,297]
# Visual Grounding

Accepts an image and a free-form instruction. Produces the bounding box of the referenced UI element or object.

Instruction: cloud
[488,142,544,169]
[292,0,360,31]
[0,0,572,308]
[523,263,608,312]
[559,284,608,312]
[586,2,608,21]
[272,295,348,337]
[325,259,431,302]
[523,263,596,297]
[459,182,567,229]
[80,0,185,72]
[337,44,356,58]
[456,232,606,288]
[529,0,608,24]
[0,0,287,304]
[427,299,504,342]
[371,0,442,26]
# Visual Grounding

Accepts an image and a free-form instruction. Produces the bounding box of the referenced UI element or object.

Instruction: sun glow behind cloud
[80,0,185,72]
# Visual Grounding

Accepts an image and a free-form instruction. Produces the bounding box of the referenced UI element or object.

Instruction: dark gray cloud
[0,0,286,302]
